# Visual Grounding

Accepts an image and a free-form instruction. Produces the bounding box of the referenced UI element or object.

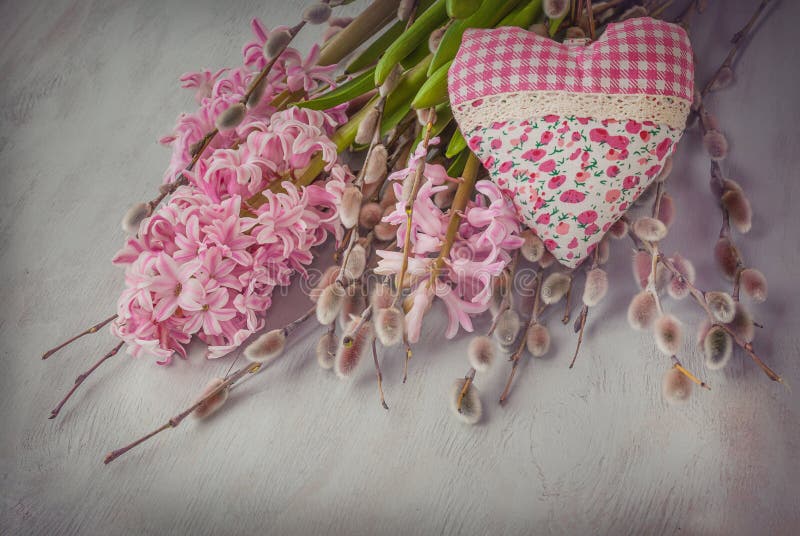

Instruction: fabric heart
[448,17,693,267]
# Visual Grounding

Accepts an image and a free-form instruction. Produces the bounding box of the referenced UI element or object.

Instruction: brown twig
[657,254,783,384]
[701,0,772,98]
[42,314,118,360]
[371,337,389,410]
[49,341,124,419]
[104,361,261,464]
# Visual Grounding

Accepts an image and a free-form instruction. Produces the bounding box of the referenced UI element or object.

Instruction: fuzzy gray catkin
[493,309,521,347]
[193,378,229,419]
[520,230,544,262]
[375,307,404,347]
[121,202,151,235]
[215,103,246,131]
[703,130,729,161]
[627,291,658,331]
[339,186,362,229]
[310,266,339,302]
[728,303,755,343]
[714,237,741,280]
[358,202,383,229]
[316,283,345,325]
[316,330,337,369]
[654,314,682,356]
[355,108,380,145]
[583,268,608,307]
[633,217,668,242]
[265,28,293,58]
[703,325,733,370]
[721,189,752,233]
[739,268,767,302]
[303,3,332,24]
[705,291,736,323]
[449,379,482,425]
[541,272,571,305]
[543,0,569,19]
[468,336,496,372]
[334,319,373,379]
[397,0,415,21]
[662,368,692,404]
[244,329,286,364]
[526,324,551,357]
[364,144,388,184]
[342,244,367,280]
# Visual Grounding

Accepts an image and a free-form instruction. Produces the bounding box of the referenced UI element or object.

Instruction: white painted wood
[1,1,799,534]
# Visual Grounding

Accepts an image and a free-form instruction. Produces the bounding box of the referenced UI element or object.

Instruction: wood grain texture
[1,1,799,534]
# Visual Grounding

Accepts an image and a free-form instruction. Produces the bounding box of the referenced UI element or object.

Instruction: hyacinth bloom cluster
[110,19,353,363]
[375,139,524,342]
[159,19,344,187]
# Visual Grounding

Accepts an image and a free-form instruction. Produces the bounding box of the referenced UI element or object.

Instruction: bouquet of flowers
[42,0,781,464]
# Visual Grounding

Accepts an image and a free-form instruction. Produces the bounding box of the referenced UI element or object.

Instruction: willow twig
[42,314,118,360]
[49,341,124,419]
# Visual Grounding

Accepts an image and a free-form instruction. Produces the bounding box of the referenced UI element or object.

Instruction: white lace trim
[452,90,691,131]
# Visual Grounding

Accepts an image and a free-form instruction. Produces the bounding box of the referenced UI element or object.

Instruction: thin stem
[392,116,436,307]
[427,153,480,287]
[42,314,118,360]
[49,341,124,419]
[561,275,573,324]
[499,273,542,405]
[568,305,589,369]
[104,361,261,464]
[402,334,412,384]
[701,0,772,98]
[371,338,388,410]
[657,254,783,384]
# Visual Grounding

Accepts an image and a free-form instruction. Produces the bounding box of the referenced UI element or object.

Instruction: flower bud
[714,237,741,280]
[215,103,246,131]
[310,266,340,302]
[373,221,397,242]
[316,283,345,325]
[633,217,668,242]
[375,307,404,347]
[494,309,521,347]
[342,244,367,280]
[529,23,549,37]
[244,329,286,364]
[340,185,362,229]
[429,26,446,53]
[703,130,729,161]
[359,202,383,229]
[541,272,571,305]
[335,318,373,379]
[370,281,395,310]
[662,368,692,404]
[379,67,402,98]
[739,268,767,303]
[364,144,388,184]
[468,336,496,372]
[355,107,380,145]
[667,253,695,300]
[721,189,752,234]
[583,268,608,307]
[121,202,151,235]
[316,330,338,369]
[627,291,658,331]
[264,28,293,58]
[193,378,229,419]
[703,325,732,370]
[398,0,416,21]
[303,3,332,24]
[543,0,569,19]
[526,323,551,357]
[728,303,755,343]
[705,291,736,323]
[449,378,482,425]
[654,314,682,356]
[520,230,544,262]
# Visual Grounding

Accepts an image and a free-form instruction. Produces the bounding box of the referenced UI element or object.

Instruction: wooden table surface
[1,1,798,534]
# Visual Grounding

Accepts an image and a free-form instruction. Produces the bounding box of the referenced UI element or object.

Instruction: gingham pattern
[448,17,693,108]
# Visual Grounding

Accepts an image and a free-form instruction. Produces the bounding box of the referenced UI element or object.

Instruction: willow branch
[49,341,124,419]
[42,314,118,360]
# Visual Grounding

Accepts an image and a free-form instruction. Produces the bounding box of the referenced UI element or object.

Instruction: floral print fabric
[467,115,680,267]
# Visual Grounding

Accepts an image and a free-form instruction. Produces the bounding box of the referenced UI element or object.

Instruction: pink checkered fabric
[448,17,693,107]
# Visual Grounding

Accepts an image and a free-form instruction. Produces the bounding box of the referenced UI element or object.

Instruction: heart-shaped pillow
[448,17,693,267]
